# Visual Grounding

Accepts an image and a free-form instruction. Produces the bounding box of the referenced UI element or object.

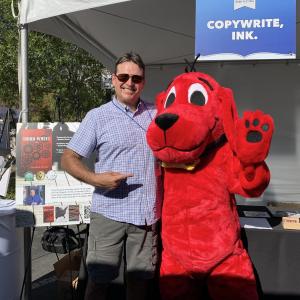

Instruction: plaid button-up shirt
[67,97,162,225]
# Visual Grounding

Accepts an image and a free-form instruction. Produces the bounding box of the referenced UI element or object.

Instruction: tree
[0,0,19,107]
[0,0,110,122]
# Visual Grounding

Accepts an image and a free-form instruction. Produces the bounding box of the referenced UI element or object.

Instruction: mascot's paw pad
[244,118,269,143]
[239,110,273,144]
[236,110,273,163]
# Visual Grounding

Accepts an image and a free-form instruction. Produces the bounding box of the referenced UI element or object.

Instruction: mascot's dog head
[146,72,238,166]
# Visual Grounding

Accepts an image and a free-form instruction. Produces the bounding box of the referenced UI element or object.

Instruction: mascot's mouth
[152,118,219,153]
[153,141,204,153]
[153,133,227,159]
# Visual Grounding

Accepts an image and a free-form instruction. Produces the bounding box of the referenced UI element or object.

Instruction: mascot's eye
[188,83,208,106]
[164,86,176,108]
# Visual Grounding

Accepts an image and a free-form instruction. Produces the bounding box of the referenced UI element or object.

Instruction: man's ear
[218,87,239,153]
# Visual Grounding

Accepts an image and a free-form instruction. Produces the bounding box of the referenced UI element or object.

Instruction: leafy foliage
[0,0,19,107]
[0,0,110,122]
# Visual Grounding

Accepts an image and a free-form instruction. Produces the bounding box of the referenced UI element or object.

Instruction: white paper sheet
[239,217,273,230]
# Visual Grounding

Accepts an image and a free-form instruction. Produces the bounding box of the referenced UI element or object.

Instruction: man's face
[112,61,145,110]
[30,189,36,197]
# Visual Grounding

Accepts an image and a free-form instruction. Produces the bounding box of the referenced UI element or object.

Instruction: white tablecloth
[0,200,24,300]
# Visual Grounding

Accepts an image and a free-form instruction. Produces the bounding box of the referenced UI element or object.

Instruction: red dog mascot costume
[146,71,274,300]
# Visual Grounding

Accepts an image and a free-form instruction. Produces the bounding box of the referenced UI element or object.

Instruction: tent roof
[20,0,300,70]
[20,0,196,71]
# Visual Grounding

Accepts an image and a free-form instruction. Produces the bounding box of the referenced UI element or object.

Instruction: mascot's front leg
[235,110,274,194]
[207,242,259,300]
[160,244,259,300]
[160,249,206,300]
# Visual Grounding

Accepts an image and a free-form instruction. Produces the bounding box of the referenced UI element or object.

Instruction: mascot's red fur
[146,71,274,300]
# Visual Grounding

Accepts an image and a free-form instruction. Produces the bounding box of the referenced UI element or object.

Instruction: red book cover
[17,128,53,176]
[43,206,54,223]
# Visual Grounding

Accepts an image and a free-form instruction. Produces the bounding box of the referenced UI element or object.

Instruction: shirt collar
[112,96,144,114]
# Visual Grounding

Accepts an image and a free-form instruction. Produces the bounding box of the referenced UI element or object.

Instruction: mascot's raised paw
[236,110,274,165]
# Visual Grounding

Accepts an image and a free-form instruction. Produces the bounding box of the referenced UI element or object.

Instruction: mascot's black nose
[155,113,179,131]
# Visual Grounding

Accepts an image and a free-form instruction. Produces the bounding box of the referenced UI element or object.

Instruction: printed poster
[195,0,296,60]
[15,122,93,227]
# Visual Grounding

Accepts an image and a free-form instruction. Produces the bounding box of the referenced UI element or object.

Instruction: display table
[0,200,24,300]
[239,205,300,300]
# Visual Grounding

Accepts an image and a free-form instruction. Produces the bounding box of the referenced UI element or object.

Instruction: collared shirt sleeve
[67,110,97,158]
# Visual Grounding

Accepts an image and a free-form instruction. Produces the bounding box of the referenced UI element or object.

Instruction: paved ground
[31,225,88,300]
[31,227,60,300]
[29,224,156,300]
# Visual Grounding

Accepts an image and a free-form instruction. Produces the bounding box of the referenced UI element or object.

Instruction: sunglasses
[115,73,144,84]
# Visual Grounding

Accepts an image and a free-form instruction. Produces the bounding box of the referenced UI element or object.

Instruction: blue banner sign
[195,0,296,60]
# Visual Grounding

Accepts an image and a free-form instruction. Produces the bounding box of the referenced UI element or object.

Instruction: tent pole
[20,22,31,300]
[20,23,29,123]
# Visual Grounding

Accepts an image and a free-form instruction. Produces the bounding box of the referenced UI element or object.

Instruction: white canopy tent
[18,0,300,204]
[19,0,195,71]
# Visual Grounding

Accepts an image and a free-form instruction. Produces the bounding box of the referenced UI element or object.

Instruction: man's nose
[126,78,134,85]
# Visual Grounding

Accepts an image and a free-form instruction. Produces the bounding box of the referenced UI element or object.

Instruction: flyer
[15,122,93,227]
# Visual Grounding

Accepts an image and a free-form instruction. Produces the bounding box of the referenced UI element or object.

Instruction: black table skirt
[239,205,300,300]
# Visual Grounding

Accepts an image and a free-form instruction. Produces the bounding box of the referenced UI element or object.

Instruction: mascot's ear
[218,87,238,153]
[155,91,166,111]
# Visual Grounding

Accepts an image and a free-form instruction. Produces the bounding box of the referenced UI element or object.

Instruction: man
[61,52,162,300]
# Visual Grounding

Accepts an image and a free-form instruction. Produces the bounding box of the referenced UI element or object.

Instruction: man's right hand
[92,172,133,190]
[61,149,133,190]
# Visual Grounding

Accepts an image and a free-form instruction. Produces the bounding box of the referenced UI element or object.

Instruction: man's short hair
[115,52,145,74]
